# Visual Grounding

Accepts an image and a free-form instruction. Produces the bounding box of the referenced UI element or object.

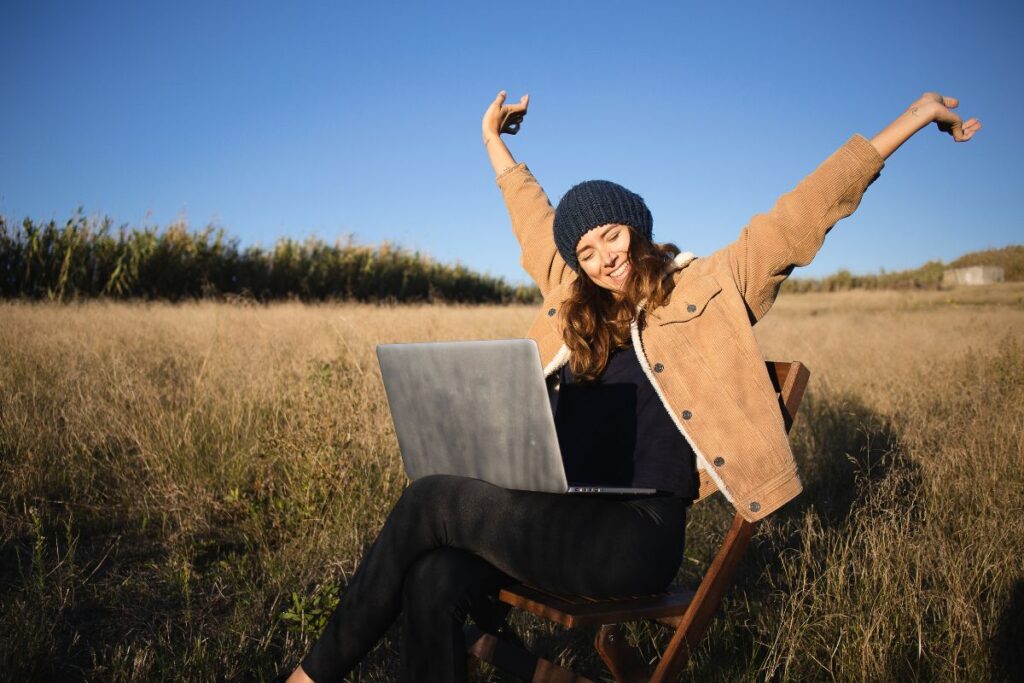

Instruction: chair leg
[649,513,755,682]
[594,624,649,683]
[465,625,595,682]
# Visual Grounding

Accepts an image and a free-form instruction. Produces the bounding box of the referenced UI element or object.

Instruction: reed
[0,213,539,304]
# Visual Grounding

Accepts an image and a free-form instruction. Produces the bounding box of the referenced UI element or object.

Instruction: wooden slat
[766,359,791,392]
[781,362,810,432]
[499,584,696,628]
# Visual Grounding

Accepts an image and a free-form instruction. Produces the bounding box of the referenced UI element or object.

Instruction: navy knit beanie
[553,180,653,272]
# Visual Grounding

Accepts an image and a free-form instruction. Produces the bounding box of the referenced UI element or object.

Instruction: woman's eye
[609,231,619,240]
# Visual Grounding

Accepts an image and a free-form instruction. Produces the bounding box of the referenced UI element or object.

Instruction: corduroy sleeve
[496,163,572,297]
[722,134,885,322]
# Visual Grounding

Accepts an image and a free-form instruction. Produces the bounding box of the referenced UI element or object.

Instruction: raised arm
[482,91,572,297]
[719,92,981,323]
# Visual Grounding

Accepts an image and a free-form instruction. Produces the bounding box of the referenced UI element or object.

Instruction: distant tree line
[0,213,541,304]
[4,212,1017,302]
[781,245,1023,293]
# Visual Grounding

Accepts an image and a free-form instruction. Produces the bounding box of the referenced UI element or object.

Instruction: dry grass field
[1,284,1022,681]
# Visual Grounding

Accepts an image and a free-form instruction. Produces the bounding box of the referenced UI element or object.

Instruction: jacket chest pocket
[656,275,724,325]
[652,274,767,416]
[652,274,743,364]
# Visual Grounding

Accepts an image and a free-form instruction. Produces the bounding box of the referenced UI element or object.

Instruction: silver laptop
[376,338,656,495]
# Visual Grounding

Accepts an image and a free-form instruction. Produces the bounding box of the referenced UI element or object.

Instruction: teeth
[610,262,628,278]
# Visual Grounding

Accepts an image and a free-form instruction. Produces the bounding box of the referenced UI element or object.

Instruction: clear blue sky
[2,1,1020,284]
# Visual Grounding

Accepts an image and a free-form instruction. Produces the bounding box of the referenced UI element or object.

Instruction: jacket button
[686,303,697,313]
[653,362,664,373]
[681,410,692,420]
[713,456,725,467]
[749,501,761,513]
[547,308,556,317]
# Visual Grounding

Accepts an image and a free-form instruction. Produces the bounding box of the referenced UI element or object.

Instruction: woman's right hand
[913,92,982,142]
[482,90,530,145]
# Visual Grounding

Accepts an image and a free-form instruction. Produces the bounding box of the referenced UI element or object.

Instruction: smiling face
[575,223,632,293]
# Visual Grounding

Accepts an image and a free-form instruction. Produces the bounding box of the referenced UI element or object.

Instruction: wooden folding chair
[465,360,811,682]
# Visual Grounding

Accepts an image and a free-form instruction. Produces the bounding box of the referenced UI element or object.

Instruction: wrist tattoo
[910,106,920,118]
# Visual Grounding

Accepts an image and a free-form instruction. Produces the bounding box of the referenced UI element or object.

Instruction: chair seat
[498,583,696,628]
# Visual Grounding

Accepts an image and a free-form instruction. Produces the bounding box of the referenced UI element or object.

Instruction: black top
[550,345,698,499]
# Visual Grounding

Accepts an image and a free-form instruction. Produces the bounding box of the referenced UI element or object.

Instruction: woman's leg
[399,547,516,682]
[300,474,687,682]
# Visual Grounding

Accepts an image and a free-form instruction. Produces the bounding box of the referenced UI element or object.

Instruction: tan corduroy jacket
[497,134,885,521]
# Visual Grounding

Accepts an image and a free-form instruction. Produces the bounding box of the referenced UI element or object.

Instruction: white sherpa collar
[669,250,697,272]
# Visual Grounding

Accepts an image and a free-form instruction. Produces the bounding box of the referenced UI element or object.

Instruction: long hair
[561,228,680,382]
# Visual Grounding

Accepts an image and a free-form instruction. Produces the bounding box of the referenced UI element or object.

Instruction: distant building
[942,265,1005,286]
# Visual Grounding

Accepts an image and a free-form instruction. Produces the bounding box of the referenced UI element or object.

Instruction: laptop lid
[376,339,570,493]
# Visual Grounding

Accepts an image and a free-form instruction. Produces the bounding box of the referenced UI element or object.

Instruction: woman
[284,90,980,682]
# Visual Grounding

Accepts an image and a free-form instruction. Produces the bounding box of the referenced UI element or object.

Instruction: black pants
[301,475,688,682]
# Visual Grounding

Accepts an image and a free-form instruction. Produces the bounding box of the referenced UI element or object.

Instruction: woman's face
[576,223,632,293]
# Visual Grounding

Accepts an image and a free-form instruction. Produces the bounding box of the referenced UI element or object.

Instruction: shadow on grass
[993,578,1024,681]
[678,388,924,681]
[788,389,919,526]
[0,436,281,681]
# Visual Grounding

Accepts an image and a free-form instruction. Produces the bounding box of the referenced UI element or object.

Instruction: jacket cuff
[843,133,886,177]
[737,469,803,522]
[495,161,529,184]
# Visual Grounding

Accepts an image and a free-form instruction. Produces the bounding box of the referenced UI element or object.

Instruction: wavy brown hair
[561,228,680,382]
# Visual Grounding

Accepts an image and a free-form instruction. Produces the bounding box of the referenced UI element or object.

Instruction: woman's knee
[402,548,511,614]
[397,474,465,510]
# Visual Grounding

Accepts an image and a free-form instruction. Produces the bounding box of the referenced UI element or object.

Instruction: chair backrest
[765,360,811,433]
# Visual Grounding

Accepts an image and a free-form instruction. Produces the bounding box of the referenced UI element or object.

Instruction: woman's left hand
[481,90,530,145]
[913,92,982,142]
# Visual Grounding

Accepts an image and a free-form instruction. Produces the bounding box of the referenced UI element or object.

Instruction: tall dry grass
[0,286,1022,681]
